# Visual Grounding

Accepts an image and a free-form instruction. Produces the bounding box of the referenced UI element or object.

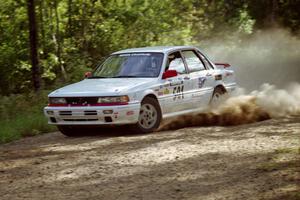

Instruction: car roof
[112,46,197,54]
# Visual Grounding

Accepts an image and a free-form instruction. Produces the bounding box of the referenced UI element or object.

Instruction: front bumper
[44,103,140,125]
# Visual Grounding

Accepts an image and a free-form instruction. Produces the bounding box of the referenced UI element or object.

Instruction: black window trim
[195,50,215,70]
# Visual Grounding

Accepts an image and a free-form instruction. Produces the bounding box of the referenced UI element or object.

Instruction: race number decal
[173,85,184,100]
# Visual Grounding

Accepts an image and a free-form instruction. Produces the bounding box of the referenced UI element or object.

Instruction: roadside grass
[0,91,57,143]
[274,148,299,154]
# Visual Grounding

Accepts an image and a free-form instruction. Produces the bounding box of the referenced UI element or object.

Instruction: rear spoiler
[214,63,231,68]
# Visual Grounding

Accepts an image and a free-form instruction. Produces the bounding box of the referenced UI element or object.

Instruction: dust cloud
[159,83,300,130]
[203,28,300,90]
[252,83,300,117]
[159,95,271,131]
[160,29,300,130]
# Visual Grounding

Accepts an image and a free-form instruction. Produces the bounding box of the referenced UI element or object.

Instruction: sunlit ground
[0,117,299,200]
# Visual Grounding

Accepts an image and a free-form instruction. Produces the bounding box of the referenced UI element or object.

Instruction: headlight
[49,97,67,104]
[98,96,129,103]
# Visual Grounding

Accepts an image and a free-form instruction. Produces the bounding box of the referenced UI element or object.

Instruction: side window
[167,51,186,74]
[182,50,205,72]
[197,51,214,70]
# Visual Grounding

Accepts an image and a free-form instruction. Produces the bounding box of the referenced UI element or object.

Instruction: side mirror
[84,71,92,78]
[162,70,178,79]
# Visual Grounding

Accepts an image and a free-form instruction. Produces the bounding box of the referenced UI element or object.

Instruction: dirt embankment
[0,116,299,200]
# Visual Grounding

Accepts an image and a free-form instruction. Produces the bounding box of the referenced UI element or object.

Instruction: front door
[161,51,192,113]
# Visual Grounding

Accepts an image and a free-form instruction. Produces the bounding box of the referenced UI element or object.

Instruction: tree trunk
[67,0,73,37]
[38,0,47,58]
[270,0,279,25]
[27,0,41,92]
[264,0,279,27]
[54,0,67,81]
[81,0,87,52]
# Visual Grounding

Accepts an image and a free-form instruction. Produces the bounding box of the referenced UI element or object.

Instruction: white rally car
[44,46,237,136]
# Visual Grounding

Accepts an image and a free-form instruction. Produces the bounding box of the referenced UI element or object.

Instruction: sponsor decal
[130,53,151,56]
[225,71,234,77]
[164,88,170,95]
[170,80,183,86]
[120,53,151,57]
[159,85,164,89]
[126,111,134,116]
[198,77,206,88]
[114,112,119,119]
[154,88,160,92]
[158,91,164,96]
[215,74,222,80]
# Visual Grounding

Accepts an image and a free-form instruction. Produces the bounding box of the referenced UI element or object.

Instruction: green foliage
[0,113,56,143]
[236,9,255,34]
[0,92,56,143]
[1,0,299,95]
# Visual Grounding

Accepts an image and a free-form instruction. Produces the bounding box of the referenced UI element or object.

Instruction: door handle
[183,76,190,80]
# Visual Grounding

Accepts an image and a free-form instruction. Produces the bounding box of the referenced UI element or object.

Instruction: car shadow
[70,125,143,137]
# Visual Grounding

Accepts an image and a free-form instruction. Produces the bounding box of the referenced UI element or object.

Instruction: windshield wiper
[112,75,138,78]
[87,76,110,79]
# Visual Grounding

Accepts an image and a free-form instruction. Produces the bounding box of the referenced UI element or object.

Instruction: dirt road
[0,117,299,200]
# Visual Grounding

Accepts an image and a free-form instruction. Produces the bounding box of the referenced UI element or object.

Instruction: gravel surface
[0,117,299,200]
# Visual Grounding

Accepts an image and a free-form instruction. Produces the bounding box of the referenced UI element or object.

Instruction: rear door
[181,50,215,108]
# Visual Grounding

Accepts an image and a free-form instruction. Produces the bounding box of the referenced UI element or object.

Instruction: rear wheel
[210,87,227,107]
[131,97,162,133]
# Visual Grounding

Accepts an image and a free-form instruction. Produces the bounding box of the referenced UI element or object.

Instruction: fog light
[103,110,113,114]
[47,111,54,115]
[104,116,113,122]
[50,117,57,123]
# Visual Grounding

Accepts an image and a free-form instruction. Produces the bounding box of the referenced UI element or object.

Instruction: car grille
[59,111,72,116]
[65,97,98,106]
[59,110,98,116]
[63,119,98,122]
[84,110,97,115]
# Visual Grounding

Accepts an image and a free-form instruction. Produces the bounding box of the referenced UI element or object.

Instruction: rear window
[182,50,206,72]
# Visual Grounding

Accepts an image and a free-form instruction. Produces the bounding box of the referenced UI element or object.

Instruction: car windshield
[91,53,164,78]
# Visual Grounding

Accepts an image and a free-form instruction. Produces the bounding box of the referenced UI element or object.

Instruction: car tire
[57,125,82,137]
[131,97,162,133]
[210,87,227,107]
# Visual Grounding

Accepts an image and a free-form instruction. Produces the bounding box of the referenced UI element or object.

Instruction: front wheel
[131,97,162,133]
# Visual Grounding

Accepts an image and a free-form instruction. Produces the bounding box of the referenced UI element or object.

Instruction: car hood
[49,78,157,97]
